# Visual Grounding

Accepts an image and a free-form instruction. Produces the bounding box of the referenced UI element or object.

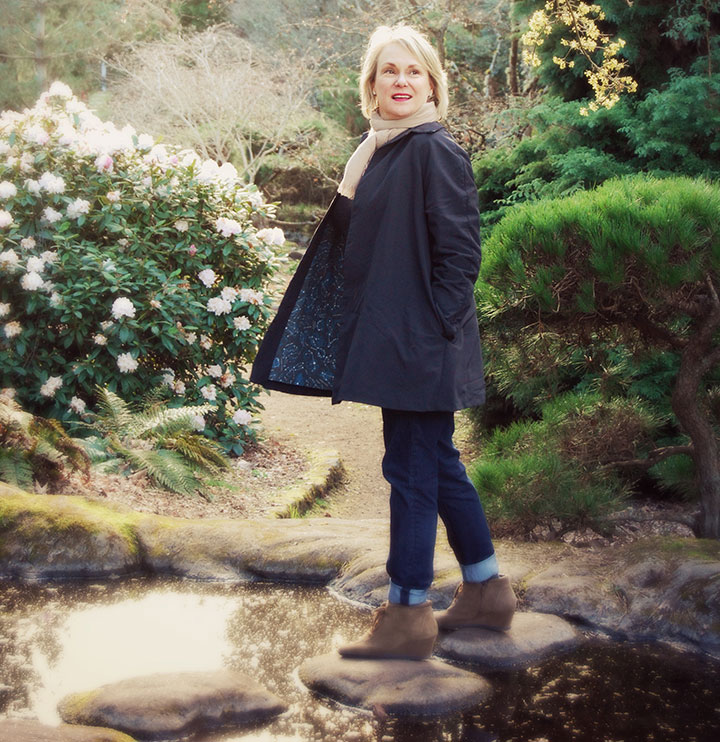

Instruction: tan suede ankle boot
[435,575,517,631]
[338,601,438,660]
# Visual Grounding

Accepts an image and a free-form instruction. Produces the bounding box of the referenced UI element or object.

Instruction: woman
[251,24,515,660]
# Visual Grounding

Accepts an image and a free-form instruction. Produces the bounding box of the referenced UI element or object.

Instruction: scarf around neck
[337,102,438,199]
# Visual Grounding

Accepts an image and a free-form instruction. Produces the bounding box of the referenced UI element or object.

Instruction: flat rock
[436,612,582,669]
[299,652,491,716]
[0,719,136,742]
[57,670,287,740]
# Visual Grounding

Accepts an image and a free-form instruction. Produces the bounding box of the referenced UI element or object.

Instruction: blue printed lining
[268,205,347,390]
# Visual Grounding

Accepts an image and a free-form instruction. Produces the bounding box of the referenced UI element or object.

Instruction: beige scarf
[337,102,439,199]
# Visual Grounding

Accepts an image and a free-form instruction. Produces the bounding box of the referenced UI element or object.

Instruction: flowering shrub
[0,82,283,454]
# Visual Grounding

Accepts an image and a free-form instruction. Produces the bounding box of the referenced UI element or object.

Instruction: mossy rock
[0,491,141,579]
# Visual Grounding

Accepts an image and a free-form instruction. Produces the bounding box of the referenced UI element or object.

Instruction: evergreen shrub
[468,392,657,533]
[0,83,283,454]
[475,175,720,502]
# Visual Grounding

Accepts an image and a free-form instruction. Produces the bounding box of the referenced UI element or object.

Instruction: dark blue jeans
[382,408,495,599]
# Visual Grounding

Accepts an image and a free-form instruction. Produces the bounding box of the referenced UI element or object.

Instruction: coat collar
[377,121,445,149]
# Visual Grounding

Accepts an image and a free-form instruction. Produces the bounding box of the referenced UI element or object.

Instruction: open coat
[250,122,485,412]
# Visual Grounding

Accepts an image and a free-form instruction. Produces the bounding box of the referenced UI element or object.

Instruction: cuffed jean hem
[388,581,429,606]
[461,552,499,583]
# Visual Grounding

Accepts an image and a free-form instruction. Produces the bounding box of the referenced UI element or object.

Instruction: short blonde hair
[359,25,449,120]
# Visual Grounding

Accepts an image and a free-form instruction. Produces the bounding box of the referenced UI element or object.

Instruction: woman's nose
[394,72,409,86]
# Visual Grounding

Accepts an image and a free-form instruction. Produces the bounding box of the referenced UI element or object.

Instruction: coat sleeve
[422,133,482,341]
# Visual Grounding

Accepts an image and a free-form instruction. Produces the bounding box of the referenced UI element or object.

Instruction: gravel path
[257,391,389,519]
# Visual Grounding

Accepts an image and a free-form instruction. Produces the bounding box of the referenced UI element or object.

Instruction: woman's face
[373,42,434,120]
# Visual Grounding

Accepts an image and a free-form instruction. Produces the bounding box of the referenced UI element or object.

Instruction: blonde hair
[359,25,449,120]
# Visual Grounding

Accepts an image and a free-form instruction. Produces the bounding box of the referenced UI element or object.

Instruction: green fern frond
[0,448,33,489]
[125,448,199,495]
[130,405,213,439]
[163,432,229,473]
[76,436,113,463]
[31,418,91,475]
[94,386,134,435]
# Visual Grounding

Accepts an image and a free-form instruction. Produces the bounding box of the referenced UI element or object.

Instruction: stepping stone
[57,670,287,741]
[0,719,136,741]
[436,611,582,669]
[299,652,491,716]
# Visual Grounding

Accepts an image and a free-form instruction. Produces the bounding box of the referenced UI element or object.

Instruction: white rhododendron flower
[41,250,57,263]
[19,153,33,172]
[0,249,19,267]
[219,372,236,388]
[26,125,50,146]
[21,236,36,249]
[50,292,62,306]
[66,198,90,218]
[150,299,161,309]
[137,133,154,150]
[221,287,238,302]
[232,409,252,426]
[201,384,217,401]
[100,320,113,330]
[43,206,62,223]
[117,352,138,373]
[200,335,212,349]
[217,162,238,182]
[40,375,63,397]
[4,321,22,338]
[215,216,243,237]
[255,227,285,246]
[95,153,113,173]
[20,271,44,291]
[69,396,86,414]
[173,380,186,395]
[38,172,65,193]
[26,256,45,273]
[0,210,13,228]
[93,333,107,345]
[174,219,189,232]
[239,288,264,305]
[24,179,41,195]
[0,141,10,155]
[197,159,220,184]
[111,297,135,319]
[48,81,73,98]
[198,269,217,287]
[233,315,251,331]
[161,369,175,386]
[0,181,17,199]
[207,296,232,315]
[207,364,222,378]
[185,332,197,345]
[0,302,10,317]
[106,190,121,202]
[191,414,205,431]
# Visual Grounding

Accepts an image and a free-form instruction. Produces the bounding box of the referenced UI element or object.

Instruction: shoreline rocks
[1,488,718,653]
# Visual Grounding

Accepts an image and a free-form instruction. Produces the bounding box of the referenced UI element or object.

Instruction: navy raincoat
[250,122,485,412]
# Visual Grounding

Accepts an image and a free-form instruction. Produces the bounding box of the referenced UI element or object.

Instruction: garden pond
[0,578,719,742]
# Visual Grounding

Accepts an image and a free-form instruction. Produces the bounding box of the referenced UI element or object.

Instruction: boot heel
[476,610,514,632]
[397,633,436,660]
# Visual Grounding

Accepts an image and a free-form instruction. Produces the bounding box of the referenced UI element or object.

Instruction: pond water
[0,579,719,742]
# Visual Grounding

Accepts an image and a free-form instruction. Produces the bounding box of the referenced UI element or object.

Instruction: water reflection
[0,580,719,741]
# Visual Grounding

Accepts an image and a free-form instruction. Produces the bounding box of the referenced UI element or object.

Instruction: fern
[0,448,33,489]
[125,448,199,496]
[163,432,228,473]
[94,386,134,435]
[129,404,212,439]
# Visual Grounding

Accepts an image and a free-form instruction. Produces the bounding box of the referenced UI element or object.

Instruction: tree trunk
[507,11,519,96]
[670,278,720,539]
[34,0,48,93]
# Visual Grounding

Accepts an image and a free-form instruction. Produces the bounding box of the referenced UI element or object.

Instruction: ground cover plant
[0,82,284,455]
[475,175,720,538]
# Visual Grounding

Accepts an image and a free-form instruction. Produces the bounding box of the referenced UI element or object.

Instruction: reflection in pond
[0,579,719,741]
